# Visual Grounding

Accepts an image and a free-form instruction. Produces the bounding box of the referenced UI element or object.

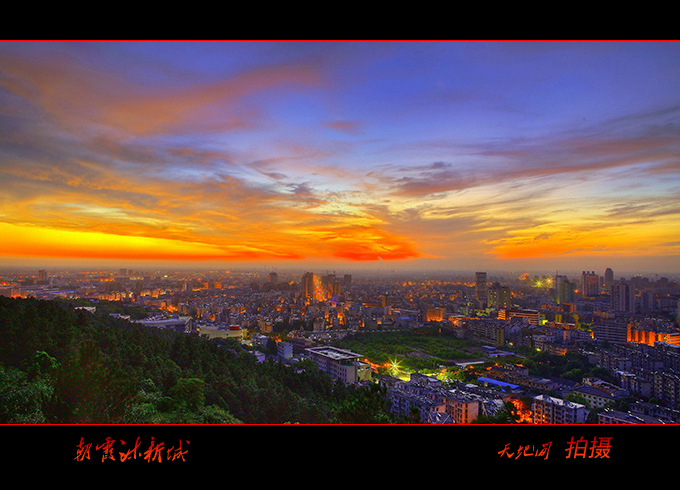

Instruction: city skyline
[2,41,680,274]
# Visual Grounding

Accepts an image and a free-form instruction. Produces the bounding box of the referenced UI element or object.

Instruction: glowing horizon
[1,41,679,274]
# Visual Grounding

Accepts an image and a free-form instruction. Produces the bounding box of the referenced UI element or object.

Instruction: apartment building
[305,346,372,384]
[532,394,586,424]
[443,390,480,424]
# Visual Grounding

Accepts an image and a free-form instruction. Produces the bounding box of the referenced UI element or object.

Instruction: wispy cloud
[1,41,680,271]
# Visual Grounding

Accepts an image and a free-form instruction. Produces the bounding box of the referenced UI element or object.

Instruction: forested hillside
[0,297,387,424]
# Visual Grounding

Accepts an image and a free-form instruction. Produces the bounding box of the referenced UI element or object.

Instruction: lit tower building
[327,281,341,300]
[581,271,600,298]
[475,272,487,309]
[321,273,342,300]
[302,272,314,300]
[487,282,511,310]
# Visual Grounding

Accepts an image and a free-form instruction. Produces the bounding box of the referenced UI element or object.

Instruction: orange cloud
[300,225,423,261]
[0,222,306,261]
[332,238,422,261]
[486,216,680,262]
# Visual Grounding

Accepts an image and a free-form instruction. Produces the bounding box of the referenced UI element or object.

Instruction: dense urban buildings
[1,264,679,424]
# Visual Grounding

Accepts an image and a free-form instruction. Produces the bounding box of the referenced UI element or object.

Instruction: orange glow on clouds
[2,42,680,272]
[0,221,421,264]
[0,222,302,262]
[487,215,680,261]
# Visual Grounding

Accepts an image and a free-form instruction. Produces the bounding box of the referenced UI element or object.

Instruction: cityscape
[2,264,680,425]
[1,40,680,435]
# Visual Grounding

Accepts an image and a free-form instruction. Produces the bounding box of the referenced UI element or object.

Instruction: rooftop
[306,346,362,361]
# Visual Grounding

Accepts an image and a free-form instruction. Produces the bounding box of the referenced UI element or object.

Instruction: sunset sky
[1,41,679,274]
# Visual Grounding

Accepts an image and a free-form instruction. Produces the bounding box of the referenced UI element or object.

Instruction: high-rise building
[475,272,487,309]
[327,281,341,299]
[487,282,511,310]
[640,290,657,312]
[302,272,314,300]
[611,280,636,313]
[581,271,599,297]
[555,275,576,304]
[321,273,341,300]
[604,268,614,287]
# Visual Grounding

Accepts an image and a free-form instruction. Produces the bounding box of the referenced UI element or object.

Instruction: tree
[28,351,58,379]
[566,392,589,408]
[406,405,422,424]
[0,297,369,424]
[0,366,52,423]
[46,340,136,423]
[332,383,392,424]
[198,404,241,424]
[170,378,205,411]
[496,401,521,423]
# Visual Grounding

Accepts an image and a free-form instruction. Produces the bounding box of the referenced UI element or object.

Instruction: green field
[332,326,483,376]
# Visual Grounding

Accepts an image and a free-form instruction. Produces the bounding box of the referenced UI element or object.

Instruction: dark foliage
[521,350,617,384]
[0,297,387,424]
